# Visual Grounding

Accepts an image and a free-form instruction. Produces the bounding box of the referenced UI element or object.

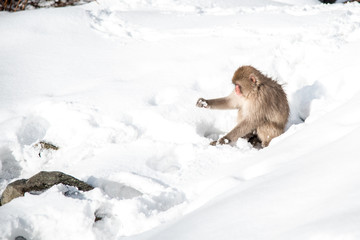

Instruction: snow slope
[1,0,360,239]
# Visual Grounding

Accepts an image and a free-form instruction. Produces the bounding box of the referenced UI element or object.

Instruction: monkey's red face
[233,76,256,98]
[235,84,242,96]
[234,80,251,97]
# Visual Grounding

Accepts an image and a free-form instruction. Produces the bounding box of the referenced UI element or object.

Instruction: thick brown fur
[196,65,289,147]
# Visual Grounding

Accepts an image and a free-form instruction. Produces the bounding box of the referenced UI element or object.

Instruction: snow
[1,0,360,239]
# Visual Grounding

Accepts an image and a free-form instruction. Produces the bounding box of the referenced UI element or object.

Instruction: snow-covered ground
[1,0,360,239]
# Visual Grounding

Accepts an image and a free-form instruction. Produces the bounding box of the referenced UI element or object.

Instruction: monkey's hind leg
[243,132,262,148]
[257,123,284,147]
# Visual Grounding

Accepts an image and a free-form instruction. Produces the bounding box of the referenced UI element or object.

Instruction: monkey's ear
[249,73,260,85]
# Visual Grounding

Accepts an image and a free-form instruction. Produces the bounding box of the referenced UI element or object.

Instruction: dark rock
[0,171,93,206]
[1,0,95,12]
[318,0,360,3]
[35,141,59,151]
[94,211,104,222]
[0,179,27,206]
[33,140,59,157]
[319,0,336,3]
[26,171,94,192]
[15,237,27,240]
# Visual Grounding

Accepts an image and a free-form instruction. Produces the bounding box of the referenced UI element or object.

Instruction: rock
[34,141,59,151]
[319,0,360,3]
[1,0,95,12]
[33,140,59,157]
[15,237,27,240]
[0,179,27,206]
[319,0,336,3]
[94,211,105,222]
[0,171,93,206]
[25,171,94,192]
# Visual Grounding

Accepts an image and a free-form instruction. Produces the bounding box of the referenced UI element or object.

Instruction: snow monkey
[196,65,289,147]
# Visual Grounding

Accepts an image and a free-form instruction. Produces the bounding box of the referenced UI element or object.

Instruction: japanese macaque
[196,65,289,147]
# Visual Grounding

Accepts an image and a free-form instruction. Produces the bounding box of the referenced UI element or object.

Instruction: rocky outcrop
[0,171,93,206]
[319,0,360,3]
[1,0,95,12]
[319,0,336,3]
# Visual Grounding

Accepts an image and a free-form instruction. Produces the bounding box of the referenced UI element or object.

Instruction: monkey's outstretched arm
[210,120,255,146]
[196,90,241,110]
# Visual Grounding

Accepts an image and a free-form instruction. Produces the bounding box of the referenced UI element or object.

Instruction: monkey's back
[251,78,289,128]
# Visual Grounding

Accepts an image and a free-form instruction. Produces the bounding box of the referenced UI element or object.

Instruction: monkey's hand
[210,137,230,146]
[196,98,209,108]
